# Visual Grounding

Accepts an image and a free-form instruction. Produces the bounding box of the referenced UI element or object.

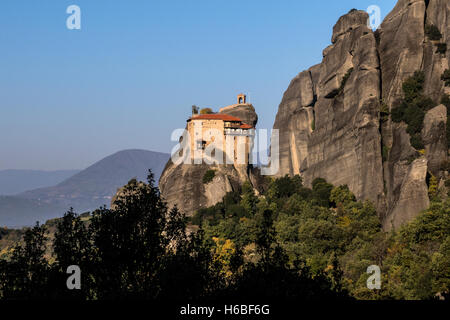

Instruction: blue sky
[0,0,397,170]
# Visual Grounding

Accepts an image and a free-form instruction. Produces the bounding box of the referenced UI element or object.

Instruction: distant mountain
[0,170,80,195]
[0,196,65,228]
[0,149,170,227]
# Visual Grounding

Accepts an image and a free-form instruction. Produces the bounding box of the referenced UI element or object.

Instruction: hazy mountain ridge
[0,149,170,227]
[0,196,65,228]
[0,169,80,195]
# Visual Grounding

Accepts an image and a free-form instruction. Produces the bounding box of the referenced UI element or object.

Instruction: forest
[0,171,448,300]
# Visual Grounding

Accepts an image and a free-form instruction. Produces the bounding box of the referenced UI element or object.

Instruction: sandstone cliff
[273,1,449,230]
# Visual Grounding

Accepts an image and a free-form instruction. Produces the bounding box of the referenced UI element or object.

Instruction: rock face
[274,10,385,210]
[422,105,447,174]
[382,158,430,229]
[159,106,259,216]
[379,0,448,228]
[219,104,258,127]
[159,163,247,215]
[273,66,319,177]
[273,1,449,230]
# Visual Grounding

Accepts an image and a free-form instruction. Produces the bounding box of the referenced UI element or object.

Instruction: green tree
[0,223,49,299]
[312,178,334,207]
[203,170,216,184]
[52,208,93,299]
[254,209,277,266]
[428,174,439,201]
[88,172,169,298]
[425,24,442,41]
[240,181,258,215]
[431,237,450,299]
[200,108,213,114]
[330,185,356,207]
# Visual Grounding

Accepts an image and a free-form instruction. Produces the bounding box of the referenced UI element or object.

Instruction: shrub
[436,43,447,55]
[339,68,354,92]
[392,71,434,150]
[311,119,315,131]
[445,178,450,188]
[403,71,425,102]
[441,94,450,109]
[440,160,450,172]
[203,170,216,184]
[266,175,303,200]
[425,24,442,41]
[311,178,334,207]
[447,118,450,149]
[330,185,356,207]
[380,101,390,123]
[410,134,425,150]
[404,104,425,136]
[442,69,450,86]
[326,68,354,99]
[200,108,213,114]
[325,89,340,99]
[414,95,435,112]
[391,104,404,123]
[428,175,439,201]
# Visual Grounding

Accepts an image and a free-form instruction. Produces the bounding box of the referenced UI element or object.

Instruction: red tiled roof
[240,123,253,129]
[188,114,242,122]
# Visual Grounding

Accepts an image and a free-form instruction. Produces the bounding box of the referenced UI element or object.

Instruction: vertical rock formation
[273,1,449,230]
[378,0,448,229]
[274,9,385,210]
[306,10,385,210]
[159,162,246,215]
[273,66,319,177]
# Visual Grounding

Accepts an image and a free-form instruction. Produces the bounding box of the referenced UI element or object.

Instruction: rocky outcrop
[159,106,259,216]
[307,10,384,209]
[379,0,448,228]
[273,66,318,176]
[273,1,449,230]
[383,158,430,229]
[159,163,245,215]
[274,10,385,209]
[424,0,450,102]
[219,104,258,127]
[378,0,426,107]
[423,104,447,174]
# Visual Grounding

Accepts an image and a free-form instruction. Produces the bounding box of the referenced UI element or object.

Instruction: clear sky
[0,0,397,170]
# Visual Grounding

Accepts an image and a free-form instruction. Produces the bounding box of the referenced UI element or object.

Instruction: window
[196,140,206,150]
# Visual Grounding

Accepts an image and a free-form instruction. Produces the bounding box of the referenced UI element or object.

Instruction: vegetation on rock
[203,170,216,184]
[339,68,353,93]
[442,69,450,87]
[441,94,450,149]
[326,68,354,99]
[436,43,447,55]
[192,175,450,300]
[425,24,442,41]
[391,71,435,150]
[200,108,214,114]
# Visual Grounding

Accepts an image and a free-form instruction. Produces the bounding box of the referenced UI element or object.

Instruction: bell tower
[237,93,246,104]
